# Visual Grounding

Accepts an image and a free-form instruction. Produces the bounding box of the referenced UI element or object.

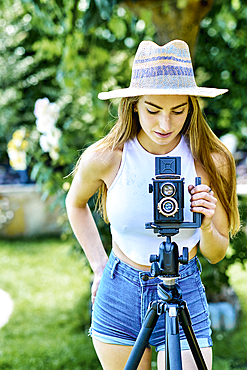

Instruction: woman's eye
[147,109,159,115]
[173,109,185,115]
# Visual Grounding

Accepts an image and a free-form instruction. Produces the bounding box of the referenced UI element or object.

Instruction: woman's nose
[159,115,171,132]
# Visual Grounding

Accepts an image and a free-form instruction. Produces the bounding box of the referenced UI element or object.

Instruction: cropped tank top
[106,136,200,265]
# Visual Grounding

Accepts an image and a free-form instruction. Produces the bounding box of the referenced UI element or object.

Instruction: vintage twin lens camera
[149,157,184,223]
[147,156,202,231]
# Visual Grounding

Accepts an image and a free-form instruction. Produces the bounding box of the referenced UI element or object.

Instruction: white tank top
[106,136,200,265]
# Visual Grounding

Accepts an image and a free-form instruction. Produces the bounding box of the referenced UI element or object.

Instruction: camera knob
[178,247,189,265]
[150,254,158,263]
[150,262,160,277]
[149,184,153,193]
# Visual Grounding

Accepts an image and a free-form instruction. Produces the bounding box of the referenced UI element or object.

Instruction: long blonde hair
[185,97,240,236]
[82,96,240,237]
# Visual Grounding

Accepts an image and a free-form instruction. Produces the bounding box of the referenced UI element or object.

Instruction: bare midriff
[112,241,198,272]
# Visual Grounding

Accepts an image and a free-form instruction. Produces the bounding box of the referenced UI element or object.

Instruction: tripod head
[149,234,188,280]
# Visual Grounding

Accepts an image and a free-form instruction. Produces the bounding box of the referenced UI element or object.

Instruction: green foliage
[195,0,247,295]
[199,197,247,299]
[199,197,247,298]
[0,0,155,246]
[195,0,247,150]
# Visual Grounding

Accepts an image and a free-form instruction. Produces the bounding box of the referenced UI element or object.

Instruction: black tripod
[123,230,208,370]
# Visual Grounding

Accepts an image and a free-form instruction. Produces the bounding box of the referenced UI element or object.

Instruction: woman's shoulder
[77,141,123,186]
[85,141,123,168]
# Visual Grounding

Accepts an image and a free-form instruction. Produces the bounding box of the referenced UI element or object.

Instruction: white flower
[39,134,51,153]
[39,128,62,160]
[7,149,27,171]
[36,115,57,134]
[34,97,59,118]
[9,128,28,150]
[47,128,62,147]
[7,128,28,171]
[12,127,26,141]
[49,148,59,161]
[34,97,49,118]
[34,98,60,134]
[34,97,62,160]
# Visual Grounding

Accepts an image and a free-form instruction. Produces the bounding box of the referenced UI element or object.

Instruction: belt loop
[110,257,120,279]
[196,256,202,274]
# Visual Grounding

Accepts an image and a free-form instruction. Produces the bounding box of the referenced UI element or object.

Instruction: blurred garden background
[0,0,247,368]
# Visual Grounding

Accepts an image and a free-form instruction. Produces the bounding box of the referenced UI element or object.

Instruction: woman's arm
[190,157,230,264]
[65,147,121,301]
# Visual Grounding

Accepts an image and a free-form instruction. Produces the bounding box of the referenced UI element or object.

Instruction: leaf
[176,0,188,10]
[108,17,127,39]
[162,2,171,15]
[30,162,43,181]
[231,0,241,11]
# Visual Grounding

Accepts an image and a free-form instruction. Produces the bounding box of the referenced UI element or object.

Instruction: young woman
[66,40,240,370]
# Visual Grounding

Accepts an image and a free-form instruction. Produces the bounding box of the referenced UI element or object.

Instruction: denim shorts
[89,251,213,352]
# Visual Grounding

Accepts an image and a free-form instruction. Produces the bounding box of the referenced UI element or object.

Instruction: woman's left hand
[188,184,217,229]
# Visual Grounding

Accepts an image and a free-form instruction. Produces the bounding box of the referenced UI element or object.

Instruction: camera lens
[160,182,176,197]
[164,201,173,212]
[157,197,178,217]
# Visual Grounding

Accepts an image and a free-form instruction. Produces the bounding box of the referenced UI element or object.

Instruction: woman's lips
[154,131,172,138]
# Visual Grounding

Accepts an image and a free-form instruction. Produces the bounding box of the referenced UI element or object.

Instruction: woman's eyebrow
[144,101,188,110]
[172,102,188,109]
[144,101,163,109]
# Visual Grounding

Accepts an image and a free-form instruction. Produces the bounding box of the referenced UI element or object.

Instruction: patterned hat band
[98,40,228,100]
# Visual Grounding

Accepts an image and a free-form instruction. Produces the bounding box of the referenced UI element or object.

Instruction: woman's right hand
[91,269,105,304]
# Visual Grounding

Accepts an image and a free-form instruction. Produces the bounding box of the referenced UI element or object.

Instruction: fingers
[91,262,107,304]
[91,294,96,304]
[188,184,217,219]
[91,274,102,304]
[91,282,98,304]
[189,184,212,196]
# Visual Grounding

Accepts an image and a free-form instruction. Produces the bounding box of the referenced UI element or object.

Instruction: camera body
[147,156,202,277]
[149,157,184,223]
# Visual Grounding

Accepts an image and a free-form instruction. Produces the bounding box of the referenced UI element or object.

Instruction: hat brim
[98,87,228,100]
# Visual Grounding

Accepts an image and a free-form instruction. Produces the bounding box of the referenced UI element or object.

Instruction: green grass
[0,238,101,370]
[0,238,247,369]
[212,262,247,370]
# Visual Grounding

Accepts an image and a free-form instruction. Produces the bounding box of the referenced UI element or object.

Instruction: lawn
[0,238,101,370]
[212,262,247,369]
[0,238,246,369]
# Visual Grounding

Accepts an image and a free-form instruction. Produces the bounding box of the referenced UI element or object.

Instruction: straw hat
[98,39,228,100]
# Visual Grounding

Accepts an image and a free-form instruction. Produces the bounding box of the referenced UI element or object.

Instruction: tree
[83,0,215,53]
[115,0,214,54]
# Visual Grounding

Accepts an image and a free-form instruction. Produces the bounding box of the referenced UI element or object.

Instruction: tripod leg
[124,302,160,370]
[179,302,208,370]
[165,305,182,370]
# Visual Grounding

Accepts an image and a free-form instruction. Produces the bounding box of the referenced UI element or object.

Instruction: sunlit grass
[0,238,247,369]
[212,262,247,370]
[0,238,101,370]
